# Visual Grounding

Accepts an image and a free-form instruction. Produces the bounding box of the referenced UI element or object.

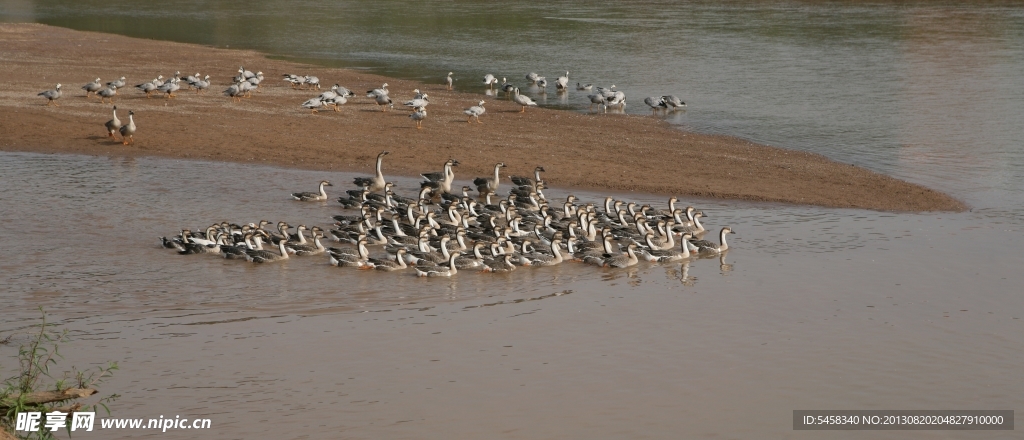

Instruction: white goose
[511,88,537,112]
[104,106,121,138]
[38,83,62,106]
[353,151,389,192]
[293,180,333,201]
[690,227,734,253]
[445,72,454,90]
[464,100,486,123]
[555,71,569,90]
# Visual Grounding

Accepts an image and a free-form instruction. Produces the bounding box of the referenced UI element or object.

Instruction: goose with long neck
[527,239,564,267]
[245,237,290,263]
[353,151,389,192]
[328,239,371,268]
[510,166,545,189]
[474,162,506,197]
[286,230,326,256]
[464,100,486,123]
[445,72,454,90]
[370,248,409,271]
[104,106,121,138]
[690,227,734,253]
[511,87,537,112]
[601,242,639,268]
[119,111,136,145]
[642,233,693,262]
[293,180,333,201]
[416,252,461,277]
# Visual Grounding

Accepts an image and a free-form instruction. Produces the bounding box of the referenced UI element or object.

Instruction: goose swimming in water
[104,106,121,138]
[415,252,462,277]
[689,227,734,253]
[369,248,409,271]
[119,111,136,145]
[353,151,389,192]
[38,83,62,106]
[464,100,486,123]
[293,180,333,201]
[82,78,102,98]
[224,83,244,102]
[511,88,537,112]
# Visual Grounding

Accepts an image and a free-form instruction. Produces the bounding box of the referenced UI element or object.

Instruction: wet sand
[0,23,964,212]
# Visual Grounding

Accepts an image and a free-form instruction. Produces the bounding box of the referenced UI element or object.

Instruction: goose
[587,93,607,112]
[220,233,257,259]
[481,254,516,273]
[119,111,136,145]
[286,230,326,256]
[38,83,62,106]
[238,67,256,80]
[511,88,537,112]
[510,166,545,189]
[525,72,539,84]
[106,76,127,89]
[192,75,211,94]
[554,71,569,90]
[641,233,694,263]
[177,233,226,255]
[464,100,486,123]
[606,91,626,110]
[415,252,461,277]
[527,239,564,266]
[576,82,593,91]
[328,239,372,268]
[536,77,548,89]
[247,71,264,90]
[601,242,639,268]
[372,92,393,112]
[445,72,454,90]
[185,73,201,88]
[353,151,389,192]
[82,78,103,97]
[662,95,687,110]
[224,83,244,102]
[474,162,506,197]
[245,237,290,263]
[158,78,180,98]
[597,85,617,98]
[293,180,333,201]
[324,94,348,111]
[367,83,389,98]
[689,227,734,253]
[369,248,409,271]
[304,75,321,90]
[404,95,429,109]
[301,96,326,114]
[96,86,117,104]
[500,78,515,97]
[283,74,303,88]
[644,96,667,113]
[103,106,121,138]
[135,78,159,98]
[483,74,498,89]
[238,81,257,97]
[421,158,458,193]
[409,107,427,129]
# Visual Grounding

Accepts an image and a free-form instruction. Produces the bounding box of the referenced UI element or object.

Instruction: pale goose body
[38,83,62,106]
[464,100,486,123]
[511,88,537,112]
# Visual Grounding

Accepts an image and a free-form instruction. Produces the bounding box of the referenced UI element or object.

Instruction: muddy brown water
[1,152,1021,439]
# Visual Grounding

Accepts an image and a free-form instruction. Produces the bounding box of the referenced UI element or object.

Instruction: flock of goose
[161,152,734,277]
[35,65,688,140]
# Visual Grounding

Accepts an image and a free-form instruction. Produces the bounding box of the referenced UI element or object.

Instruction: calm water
[3,1,1024,438]
[4,0,1024,212]
[1,152,1022,439]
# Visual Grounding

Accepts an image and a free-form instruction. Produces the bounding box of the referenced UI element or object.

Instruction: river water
[2,1,1023,438]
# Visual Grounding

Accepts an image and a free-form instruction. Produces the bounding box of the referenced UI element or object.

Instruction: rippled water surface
[5,0,1024,212]
[1,152,1022,439]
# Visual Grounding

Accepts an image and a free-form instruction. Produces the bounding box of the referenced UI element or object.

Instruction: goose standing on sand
[511,88,537,112]
[409,107,427,129]
[483,74,498,89]
[38,83,62,106]
[293,180,333,201]
[555,71,569,91]
[324,94,348,111]
[404,94,429,110]
[372,92,393,112]
[82,78,102,97]
[119,111,136,145]
[96,86,117,104]
[464,100,486,123]
[301,96,325,114]
[353,151,389,192]
[106,76,127,89]
[158,78,180,98]
[662,95,687,110]
[224,83,244,102]
[367,83,389,98]
[474,162,506,197]
[445,72,454,90]
[192,75,211,93]
[104,106,121,138]
[136,78,159,98]
[690,227,734,253]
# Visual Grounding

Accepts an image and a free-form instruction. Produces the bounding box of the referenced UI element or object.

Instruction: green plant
[1,309,119,439]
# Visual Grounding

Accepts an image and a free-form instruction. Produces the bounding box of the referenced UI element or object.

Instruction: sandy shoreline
[0,23,964,212]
